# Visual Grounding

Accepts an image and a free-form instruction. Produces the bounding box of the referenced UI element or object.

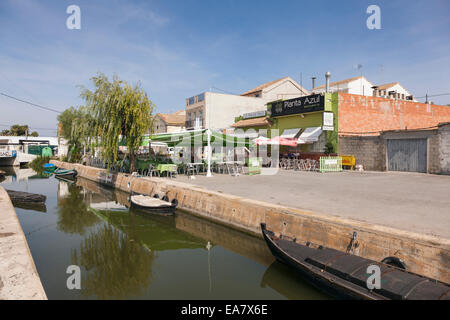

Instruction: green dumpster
[41,146,53,157]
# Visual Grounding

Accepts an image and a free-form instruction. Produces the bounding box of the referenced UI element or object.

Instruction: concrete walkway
[0,186,47,300]
[177,170,450,239]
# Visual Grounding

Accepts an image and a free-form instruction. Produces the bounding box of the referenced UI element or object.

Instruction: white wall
[314,78,374,96]
[205,92,269,130]
[0,136,59,145]
[262,79,309,101]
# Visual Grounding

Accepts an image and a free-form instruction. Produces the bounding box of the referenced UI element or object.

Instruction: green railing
[319,156,343,173]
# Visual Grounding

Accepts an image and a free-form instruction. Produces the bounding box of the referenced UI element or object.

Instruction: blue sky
[1,0,449,135]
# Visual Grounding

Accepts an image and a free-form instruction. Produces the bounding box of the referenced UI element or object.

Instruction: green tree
[57,107,94,163]
[80,73,155,172]
[30,131,39,137]
[10,124,29,136]
[1,124,31,136]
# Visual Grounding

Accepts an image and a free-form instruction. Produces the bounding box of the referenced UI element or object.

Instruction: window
[197,93,205,102]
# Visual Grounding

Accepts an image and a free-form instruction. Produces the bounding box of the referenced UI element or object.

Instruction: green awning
[149,130,254,148]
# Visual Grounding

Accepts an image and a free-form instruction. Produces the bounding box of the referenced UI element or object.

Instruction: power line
[0,92,62,114]
[415,92,450,99]
[0,123,57,131]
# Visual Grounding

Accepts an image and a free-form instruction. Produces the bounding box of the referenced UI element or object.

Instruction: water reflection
[261,261,330,300]
[3,171,328,300]
[92,207,206,251]
[71,224,155,299]
[57,181,100,235]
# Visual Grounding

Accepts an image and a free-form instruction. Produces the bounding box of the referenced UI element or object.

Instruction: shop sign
[270,94,324,117]
[243,110,266,119]
[322,112,334,131]
[0,150,16,158]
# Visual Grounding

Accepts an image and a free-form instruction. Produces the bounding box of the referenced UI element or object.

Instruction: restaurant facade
[232,92,338,158]
[232,92,450,172]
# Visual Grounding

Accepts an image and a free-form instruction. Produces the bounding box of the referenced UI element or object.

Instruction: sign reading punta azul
[270,94,324,117]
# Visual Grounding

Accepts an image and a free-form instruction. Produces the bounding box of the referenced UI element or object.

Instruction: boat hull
[130,198,176,216]
[260,223,450,300]
[54,169,77,179]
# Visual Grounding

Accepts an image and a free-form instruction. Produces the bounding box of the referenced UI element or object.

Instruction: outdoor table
[156,164,177,175]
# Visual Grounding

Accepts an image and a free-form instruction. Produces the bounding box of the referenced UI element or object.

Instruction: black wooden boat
[261,223,450,300]
[130,194,177,215]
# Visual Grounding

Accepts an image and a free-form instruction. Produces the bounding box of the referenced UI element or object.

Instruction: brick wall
[338,135,386,171]
[338,93,450,134]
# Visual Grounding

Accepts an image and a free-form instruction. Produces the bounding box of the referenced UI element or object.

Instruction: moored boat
[43,163,56,172]
[54,168,77,179]
[130,194,177,215]
[260,223,450,300]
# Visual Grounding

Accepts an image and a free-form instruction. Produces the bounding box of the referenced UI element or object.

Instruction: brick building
[337,93,450,173]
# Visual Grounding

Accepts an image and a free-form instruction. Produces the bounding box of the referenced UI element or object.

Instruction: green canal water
[1,169,328,300]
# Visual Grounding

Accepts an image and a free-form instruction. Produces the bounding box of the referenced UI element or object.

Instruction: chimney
[371,86,379,97]
[311,77,316,90]
[325,72,331,93]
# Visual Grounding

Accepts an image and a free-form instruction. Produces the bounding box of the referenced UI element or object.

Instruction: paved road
[177,170,450,239]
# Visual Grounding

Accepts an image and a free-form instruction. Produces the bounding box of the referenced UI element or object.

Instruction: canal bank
[0,186,47,300]
[51,160,450,284]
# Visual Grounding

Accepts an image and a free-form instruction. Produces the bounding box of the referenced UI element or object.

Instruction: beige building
[152,110,186,134]
[185,77,309,131]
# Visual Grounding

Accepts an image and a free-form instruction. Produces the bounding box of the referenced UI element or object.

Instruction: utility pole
[300,72,303,96]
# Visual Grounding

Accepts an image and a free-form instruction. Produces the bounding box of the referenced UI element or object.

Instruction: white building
[373,82,416,101]
[0,135,66,166]
[185,77,309,131]
[312,76,374,96]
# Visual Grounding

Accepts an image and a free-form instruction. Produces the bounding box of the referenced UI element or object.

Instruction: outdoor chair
[147,164,159,177]
[218,163,226,174]
[186,163,196,176]
[178,163,187,175]
[168,166,178,179]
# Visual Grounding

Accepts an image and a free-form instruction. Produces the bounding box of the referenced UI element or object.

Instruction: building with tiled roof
[312,76,374,96]
[184,77,308,131]
[241,76,309,100]
[153,110,186,134]
[372,82,415,101]
[231,117,272,129]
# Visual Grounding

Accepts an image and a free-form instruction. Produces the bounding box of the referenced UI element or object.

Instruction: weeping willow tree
[80,73,154,172]
[58,106,93,162]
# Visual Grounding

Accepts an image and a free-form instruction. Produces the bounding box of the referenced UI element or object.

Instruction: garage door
[387,138,427,173]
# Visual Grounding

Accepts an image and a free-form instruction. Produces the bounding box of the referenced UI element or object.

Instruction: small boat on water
[261,223,450,300]
[130,194,177,215]
[54,168,77,179]
[43,163,56,172]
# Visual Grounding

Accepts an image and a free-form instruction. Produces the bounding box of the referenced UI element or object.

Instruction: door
[387,138,427,173]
